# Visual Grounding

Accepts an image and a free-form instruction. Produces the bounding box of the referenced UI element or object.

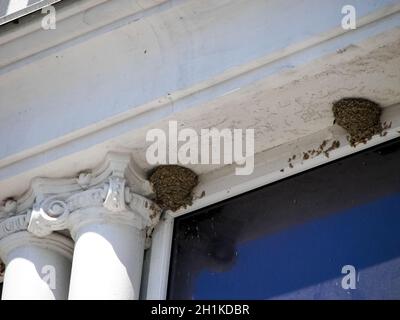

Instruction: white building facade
[0,0,400,299]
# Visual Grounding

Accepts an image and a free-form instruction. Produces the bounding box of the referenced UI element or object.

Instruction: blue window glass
[168,138,400,299]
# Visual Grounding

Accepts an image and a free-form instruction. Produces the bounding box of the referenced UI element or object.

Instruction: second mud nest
[149,165,198,212]
[333,98,383,146]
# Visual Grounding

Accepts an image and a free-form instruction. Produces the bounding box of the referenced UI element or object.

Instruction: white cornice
[0,0,177,70]
[0,1,399,171]
[169,108,400,218]
[0,0,400,208]
[0,0,106,46]
[0,0,62,27]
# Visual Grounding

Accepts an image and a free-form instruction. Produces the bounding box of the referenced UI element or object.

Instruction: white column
[68,222,145,300]
[0,230,73,300]
[65,175,155,300]
[28,169,161,300]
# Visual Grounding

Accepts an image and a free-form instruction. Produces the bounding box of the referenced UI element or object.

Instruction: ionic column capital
[28,176,160,240]
[25,154,162,240]
[0,199,29,242]
[0,200,73,265]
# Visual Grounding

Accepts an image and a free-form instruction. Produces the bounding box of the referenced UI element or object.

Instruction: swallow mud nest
[333,98,383,146]
[149,165,198,212]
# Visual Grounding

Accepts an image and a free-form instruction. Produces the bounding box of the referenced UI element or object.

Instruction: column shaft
[0,232,73,300]
[68,222,145,300]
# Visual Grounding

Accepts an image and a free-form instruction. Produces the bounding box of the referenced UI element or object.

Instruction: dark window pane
[168,138,400,299]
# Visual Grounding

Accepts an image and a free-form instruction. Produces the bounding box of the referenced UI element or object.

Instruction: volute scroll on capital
[0,154,162,242]
[27,175,162,239]
[0,199,29,241]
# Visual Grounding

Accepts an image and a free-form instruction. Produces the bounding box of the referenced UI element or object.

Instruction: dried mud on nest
[282,97,390,172]
[149,165,198,212]
[333,98,384,146]
[284,139,341,172]
[303,139,341,160]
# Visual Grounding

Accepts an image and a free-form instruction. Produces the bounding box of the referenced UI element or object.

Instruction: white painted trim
[145,213,174,300]
[0,0,181,69]
[168,106,400,219]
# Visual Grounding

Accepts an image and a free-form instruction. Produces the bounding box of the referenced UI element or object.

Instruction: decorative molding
[67,187,106,212]
[27,196,70,238]
[0,214,29,241]
[23,153,161,240]
[76,172,93,189]
[0,0,175,69]
[0,199,29,241]
[104,176,126,212]
[0,0,62,27]
[1,1,399,206]
[0,153,161,246]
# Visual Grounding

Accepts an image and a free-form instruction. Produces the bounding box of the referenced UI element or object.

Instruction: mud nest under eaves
[333,98,383,146]
[149,165,198,212]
